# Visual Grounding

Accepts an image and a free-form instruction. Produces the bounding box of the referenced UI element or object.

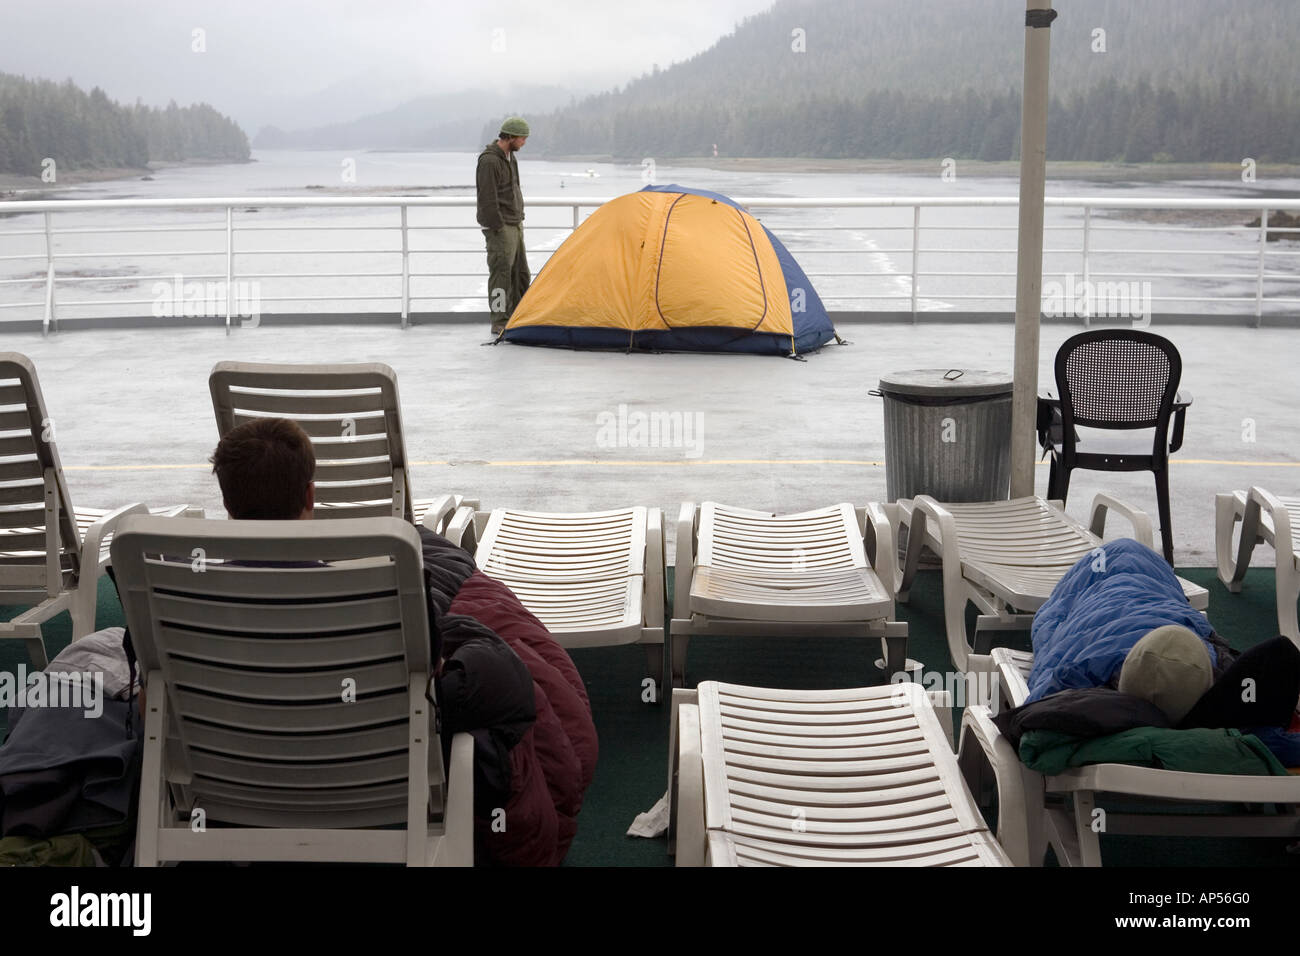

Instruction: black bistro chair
[1043,329,1188,565]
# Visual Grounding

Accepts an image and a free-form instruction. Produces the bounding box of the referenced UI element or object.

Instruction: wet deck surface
[9,319,1295,566]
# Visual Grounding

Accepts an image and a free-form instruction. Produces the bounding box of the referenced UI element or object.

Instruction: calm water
[2,149,1297,317]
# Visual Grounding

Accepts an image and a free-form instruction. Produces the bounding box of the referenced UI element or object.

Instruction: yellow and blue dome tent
[501,184,838,356]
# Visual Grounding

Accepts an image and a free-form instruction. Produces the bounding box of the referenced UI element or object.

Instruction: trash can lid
[877,368,1013,399]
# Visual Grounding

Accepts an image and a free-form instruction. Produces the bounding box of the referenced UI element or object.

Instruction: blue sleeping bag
[1027,538,1214,702]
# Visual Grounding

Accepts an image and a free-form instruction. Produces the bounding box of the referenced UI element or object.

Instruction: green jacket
[476,142,524,231]
[1019,726,1288,777]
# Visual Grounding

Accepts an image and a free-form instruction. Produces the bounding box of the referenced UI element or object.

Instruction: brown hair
[210,417,315,519]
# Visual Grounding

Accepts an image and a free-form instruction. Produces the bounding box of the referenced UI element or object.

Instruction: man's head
[498,115,530,152]
[211,417,316,520]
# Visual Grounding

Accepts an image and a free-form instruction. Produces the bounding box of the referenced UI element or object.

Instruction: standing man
[477,116,530,336]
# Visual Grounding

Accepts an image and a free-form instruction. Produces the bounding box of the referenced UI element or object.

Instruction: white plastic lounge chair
[209,361,474,530]
[0,353,200,668]
[896,494,1209,680]
[111,515,473,867]
[1216,486,1299,643]
[959,661,1300,867]
[444,504,666,690]
[668,681,1011,866]
[669,501,908,687]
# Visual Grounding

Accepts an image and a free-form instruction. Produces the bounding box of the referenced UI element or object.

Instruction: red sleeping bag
[448,570,598,866]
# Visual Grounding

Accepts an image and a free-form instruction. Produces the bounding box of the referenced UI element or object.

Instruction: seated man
[1,417,596,866]
[209,417,596,865]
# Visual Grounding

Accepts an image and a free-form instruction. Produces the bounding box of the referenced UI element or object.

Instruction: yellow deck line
[64,458,1300,472]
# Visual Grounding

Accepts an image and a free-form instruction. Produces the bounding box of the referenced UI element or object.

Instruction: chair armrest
[671,700,706,867]
[1088,493,1154,548]
[420,494,458,535]
[908,496,976,671]
[958,705,1038,868]
[1035,396,1062,454]
[673,502,698,622]
[862,501,899,595]
[1168,405,1188,455]
[443,506,479,556]
[644,507,666,631]
[81,501,151,567]
[442,731,475,866]
[666,686,700,855]
[1249,486,1294,561]
[1215,490,1252,589]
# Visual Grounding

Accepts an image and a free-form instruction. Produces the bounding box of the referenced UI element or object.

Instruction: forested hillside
[0,73,250,175]
[533,0,1300,161]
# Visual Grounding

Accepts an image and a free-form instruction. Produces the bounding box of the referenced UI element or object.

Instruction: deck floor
[7,320,1295,566]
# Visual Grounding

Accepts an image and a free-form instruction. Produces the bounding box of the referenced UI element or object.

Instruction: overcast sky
[2,0,777,131]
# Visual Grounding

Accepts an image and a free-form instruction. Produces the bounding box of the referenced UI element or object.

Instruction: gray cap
[1118,625,1213,724]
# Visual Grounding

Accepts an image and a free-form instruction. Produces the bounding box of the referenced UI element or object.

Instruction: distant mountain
[531,0,1300,162]
[253,85,580,151]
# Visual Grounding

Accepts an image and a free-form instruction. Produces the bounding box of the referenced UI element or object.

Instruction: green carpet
[2,566,1296,867]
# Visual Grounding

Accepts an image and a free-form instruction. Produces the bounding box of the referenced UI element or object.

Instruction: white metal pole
[400,205,410,328]
[1081,205,1092,327]
[43,211,56,336]
[1010,0,1057,498]
[1256,209,1268,327]
[910,205,921,321]
[225,206,233,335]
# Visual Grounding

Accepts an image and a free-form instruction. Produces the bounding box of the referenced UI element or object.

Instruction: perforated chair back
[1056,329,1181,436]
[210,362,413,522]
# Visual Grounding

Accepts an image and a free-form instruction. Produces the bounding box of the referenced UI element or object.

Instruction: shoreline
[0,158,253,197]
[6,154,1300,197]
[540,155,1300,184]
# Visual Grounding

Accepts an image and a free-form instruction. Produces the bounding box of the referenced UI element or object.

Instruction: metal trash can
[874,369,1013,503]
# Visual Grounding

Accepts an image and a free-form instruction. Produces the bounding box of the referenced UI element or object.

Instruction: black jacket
[419,527,535,814]
[475,142,524,231]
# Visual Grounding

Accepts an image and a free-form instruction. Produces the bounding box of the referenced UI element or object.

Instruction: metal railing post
[1081,205,1091,327]
[910,205,920,321]
[225,206,233,335]
[43,212,56,336]
[400,205,410,328]
[1256,208,1268,328]
[573,204,580,231]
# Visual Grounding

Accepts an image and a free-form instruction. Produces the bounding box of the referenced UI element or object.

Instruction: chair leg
[1154,467,1174,565]
[669,628,689,688]
[25,633,48,671]
[1047,455,1060,500]
[644,643,665,703]
[1055,462,1072,505]
[1279,558,1300,646]
[881,632,907,680]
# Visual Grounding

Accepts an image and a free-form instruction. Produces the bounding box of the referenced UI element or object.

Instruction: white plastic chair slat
[140,556,397,596]
[152,595,402,633]
[180,722,408,761]
[222,388,388,416]
[718,723,923,746]
[186,751,410,789]
[726,771,947,805]
[720,731,929,761]
[155,627,408,669]
[723,831,989,865]
[163,657,408,700]
[172,688,406,733]
[730,791,956,821]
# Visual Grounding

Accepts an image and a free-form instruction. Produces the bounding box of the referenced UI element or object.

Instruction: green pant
[484,224,530,333]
